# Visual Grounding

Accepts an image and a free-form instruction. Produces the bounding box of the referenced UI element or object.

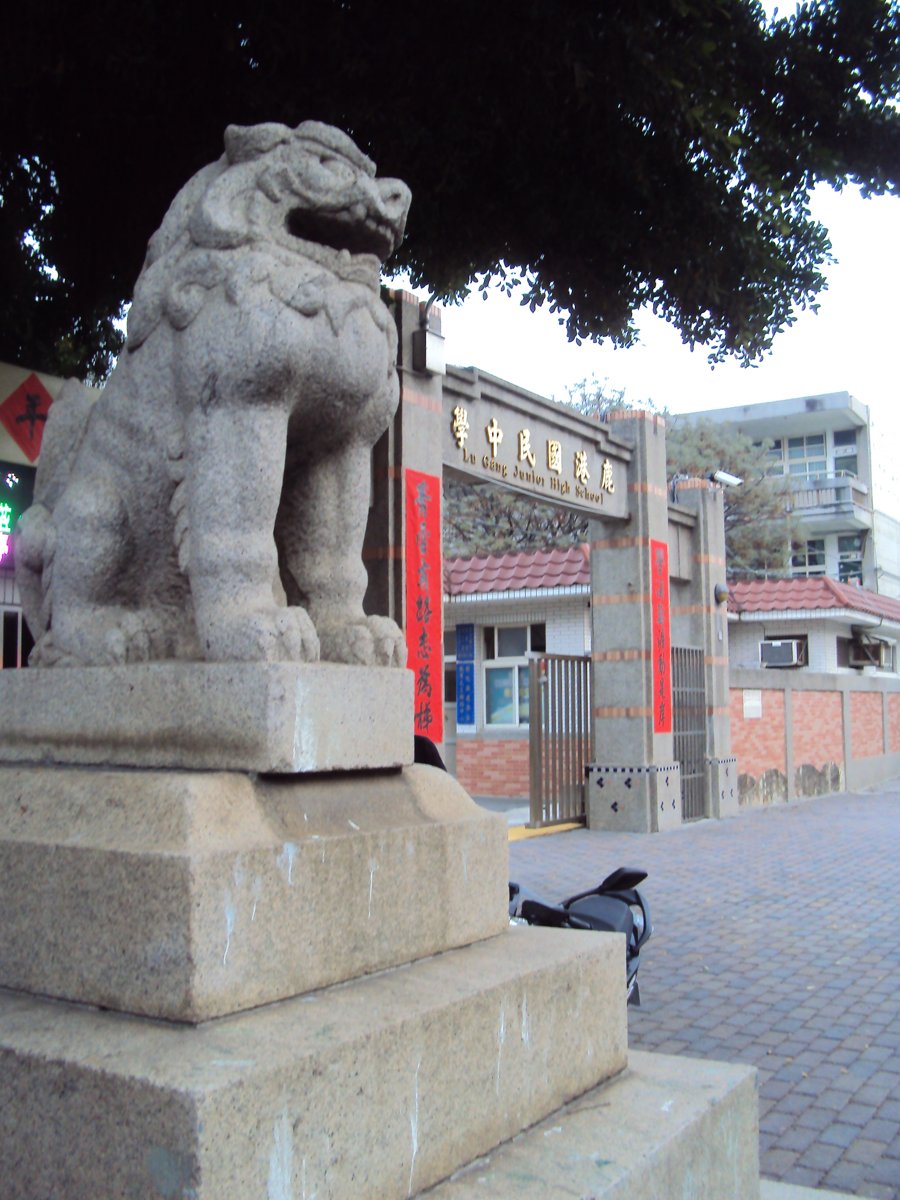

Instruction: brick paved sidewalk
[507,788,900,1198]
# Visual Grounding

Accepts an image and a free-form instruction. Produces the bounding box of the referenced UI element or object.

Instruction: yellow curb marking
[508,822,582,842]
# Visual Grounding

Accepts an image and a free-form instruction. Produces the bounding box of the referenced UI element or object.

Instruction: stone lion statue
[17,121,412,668]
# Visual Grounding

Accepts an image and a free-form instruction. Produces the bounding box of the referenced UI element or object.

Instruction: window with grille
[791,539,826,577]
[787,434,827,479]
[833,429,858,477]
[838,534,863,584]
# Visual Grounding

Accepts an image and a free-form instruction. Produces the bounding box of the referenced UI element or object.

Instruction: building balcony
[790,473,873,535]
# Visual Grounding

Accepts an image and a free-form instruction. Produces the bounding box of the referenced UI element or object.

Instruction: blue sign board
[456,623,475,662]
[456,662,475,726]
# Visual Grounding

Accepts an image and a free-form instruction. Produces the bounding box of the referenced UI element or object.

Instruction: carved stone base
[0,929,627,1200]
[0,661,413,773]
[0,763,507,1021]
[585,763,682,832]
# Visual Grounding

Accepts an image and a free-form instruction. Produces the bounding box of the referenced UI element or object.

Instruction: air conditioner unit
[848,639,887,668]
[760,638,806,668]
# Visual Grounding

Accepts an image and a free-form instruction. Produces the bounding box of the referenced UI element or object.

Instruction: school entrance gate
[672,645,708,821]
[363,292,737,832]
[528,653,592,826]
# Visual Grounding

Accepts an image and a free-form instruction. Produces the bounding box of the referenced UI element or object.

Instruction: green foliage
[0,158,125,379]
[4,1,900,379]
[665,415,798,575]
[566,378,665,421]
[443,475,587,559]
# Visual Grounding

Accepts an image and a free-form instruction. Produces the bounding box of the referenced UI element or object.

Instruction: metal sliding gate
[672,646,707,821]
[528,654,592,826]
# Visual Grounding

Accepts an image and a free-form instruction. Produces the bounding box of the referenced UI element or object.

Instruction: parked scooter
[411,738,652,1005]
[508,868,652,1006]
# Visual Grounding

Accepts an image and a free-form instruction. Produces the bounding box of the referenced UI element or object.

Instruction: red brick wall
[793,690,843,768]
[729,688,786,778]
[889,694,900,753]
[851,691,884,758]
[455,739,530,797]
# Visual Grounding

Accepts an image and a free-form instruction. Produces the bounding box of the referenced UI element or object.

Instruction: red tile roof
[444,544,590,596]
[728,577,900,623]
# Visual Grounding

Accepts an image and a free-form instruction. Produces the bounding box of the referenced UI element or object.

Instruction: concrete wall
[730,666,900,803]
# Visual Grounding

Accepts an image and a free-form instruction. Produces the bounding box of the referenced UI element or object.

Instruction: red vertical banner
[405,469,443,742]
[650,539,672,734]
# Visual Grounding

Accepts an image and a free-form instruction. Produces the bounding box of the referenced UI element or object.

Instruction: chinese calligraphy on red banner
[650,539,672,734]
[405,469,443,742]
[0,373,53,462]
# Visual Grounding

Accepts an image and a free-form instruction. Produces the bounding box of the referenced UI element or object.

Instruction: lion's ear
[224,124,293,164]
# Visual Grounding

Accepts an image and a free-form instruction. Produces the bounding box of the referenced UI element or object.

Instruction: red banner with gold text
[650,539,672,734]
[405,469,443,742]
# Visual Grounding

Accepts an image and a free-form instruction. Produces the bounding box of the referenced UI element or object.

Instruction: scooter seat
[566,894,634,939]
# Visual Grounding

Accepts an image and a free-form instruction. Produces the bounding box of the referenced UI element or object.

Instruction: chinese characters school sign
[405,469,443,742]
[650,539,672,734]
[442,378,630,521]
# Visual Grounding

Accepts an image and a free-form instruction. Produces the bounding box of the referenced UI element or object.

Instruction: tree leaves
[3,0,899,378]
[665,415,799,575]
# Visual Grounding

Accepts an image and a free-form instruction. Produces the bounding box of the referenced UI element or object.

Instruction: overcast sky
[394,182,900,501]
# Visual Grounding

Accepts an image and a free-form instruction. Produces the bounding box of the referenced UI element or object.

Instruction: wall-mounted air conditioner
[848,639,887,668]
[760,638,806,668]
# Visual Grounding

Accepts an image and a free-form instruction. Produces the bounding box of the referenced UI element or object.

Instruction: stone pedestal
[0,763,507,1022]
[1,664,757,1198]
[0,929,627,1199]
[585,762,682,832]
[426,1050,760,1198]
[0,661,413,773]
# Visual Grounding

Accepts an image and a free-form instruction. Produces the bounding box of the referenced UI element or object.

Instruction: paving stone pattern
[508,788,900,1198]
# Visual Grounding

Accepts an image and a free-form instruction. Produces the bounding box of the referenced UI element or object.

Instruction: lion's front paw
[29,632,82,668]
[317,615,407,668]
[201,606,320,663]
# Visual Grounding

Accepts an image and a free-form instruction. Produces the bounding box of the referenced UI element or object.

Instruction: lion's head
[127,121,411,348]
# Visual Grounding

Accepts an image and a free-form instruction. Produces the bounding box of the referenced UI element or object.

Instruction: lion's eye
[314,156,354,185]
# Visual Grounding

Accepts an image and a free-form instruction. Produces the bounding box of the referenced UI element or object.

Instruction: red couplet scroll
[649,539,672,734]
[405,469,443,742]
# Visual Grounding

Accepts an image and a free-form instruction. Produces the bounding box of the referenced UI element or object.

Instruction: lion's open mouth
[286,208,396,261]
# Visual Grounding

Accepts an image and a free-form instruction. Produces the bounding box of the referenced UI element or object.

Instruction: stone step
[422,1049,760,1199]
[761,1184,864,1200]
[0,925,627,1199]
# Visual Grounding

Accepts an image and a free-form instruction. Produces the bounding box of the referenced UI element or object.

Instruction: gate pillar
[586,411,681,832]
[364,290,446,749]
[672,478,737,818]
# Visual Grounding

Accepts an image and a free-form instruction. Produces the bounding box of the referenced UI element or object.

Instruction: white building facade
[679,392,900,597]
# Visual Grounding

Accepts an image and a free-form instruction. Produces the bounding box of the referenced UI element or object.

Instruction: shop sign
[0,461,36,569]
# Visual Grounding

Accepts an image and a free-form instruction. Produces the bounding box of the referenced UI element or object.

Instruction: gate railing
[672,645,707,821]
[529,654,592,826]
